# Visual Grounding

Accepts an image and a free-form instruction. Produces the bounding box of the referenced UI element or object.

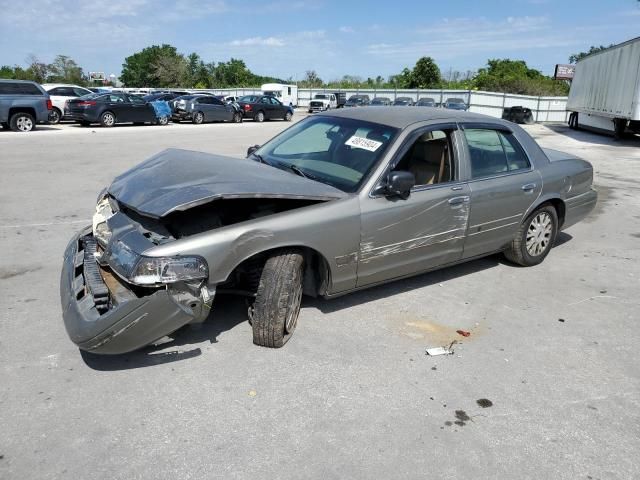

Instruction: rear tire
[100,111,115,128]
[614,118,627,140]
[251,250,304,348]
[192,111,204,124]
[254,111,265,122]
[50,108,62,125]
[10,112,35,132]
[157,116,169,125]
[232,111,243,123]
[504,204,558,267]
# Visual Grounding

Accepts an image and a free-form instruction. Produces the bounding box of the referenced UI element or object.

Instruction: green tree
[121,44,184,87]
[47,55,84,84]
[151,50,188,88]
[473,59,568,96]
[25,55,50,83]
[569,44,615,63]
[409,56,441,88]
[300,70,323,87]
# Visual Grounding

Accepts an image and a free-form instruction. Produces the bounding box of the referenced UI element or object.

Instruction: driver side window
[393,129,456,187]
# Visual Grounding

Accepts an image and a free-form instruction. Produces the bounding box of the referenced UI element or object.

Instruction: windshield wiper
[287,164,317,180]
[251,153,271,166]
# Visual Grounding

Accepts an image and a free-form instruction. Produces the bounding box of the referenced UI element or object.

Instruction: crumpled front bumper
[60,227,207,354]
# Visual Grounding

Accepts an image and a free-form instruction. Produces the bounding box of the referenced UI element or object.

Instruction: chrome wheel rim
[195,113,203,123]
[285,278,303,334]
[526,212,553,256]
[17,116,33,131]
[50,110,60,124]
[103,113,114,126]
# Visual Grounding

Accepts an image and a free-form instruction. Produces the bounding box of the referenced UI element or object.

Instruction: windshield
[253,116,398,193]
[315,95,328,99]
[447,98,464,103]
[348,97,364,104]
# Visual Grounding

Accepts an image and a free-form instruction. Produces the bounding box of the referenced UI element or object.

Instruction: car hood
[107,148,347,218]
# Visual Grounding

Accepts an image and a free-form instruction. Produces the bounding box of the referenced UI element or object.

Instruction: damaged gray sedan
[60,108,597,354]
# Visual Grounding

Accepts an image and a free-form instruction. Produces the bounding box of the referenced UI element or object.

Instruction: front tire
[232,111,243,123]
[504,205,558,266]
[100,111,115,128]
[10,112,35,132]
[284,111,293,121]
[192,111,204,124]
[50,108,62,125]
[252,250,304,348]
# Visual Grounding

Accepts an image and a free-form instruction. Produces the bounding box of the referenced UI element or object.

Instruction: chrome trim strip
[468,221,519,236]
[470,213,523,229]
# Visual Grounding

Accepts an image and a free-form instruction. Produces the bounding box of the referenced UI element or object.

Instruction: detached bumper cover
[60,227,197,354]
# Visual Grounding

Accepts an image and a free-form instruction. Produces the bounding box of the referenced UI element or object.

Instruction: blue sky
[0,0,639,82]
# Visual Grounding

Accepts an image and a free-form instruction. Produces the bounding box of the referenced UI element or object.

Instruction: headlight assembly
[130,256,208,286]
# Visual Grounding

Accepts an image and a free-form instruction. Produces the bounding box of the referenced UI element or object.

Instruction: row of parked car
[0,79,295,132]
[345,94,467,109]
[306,92,468,112]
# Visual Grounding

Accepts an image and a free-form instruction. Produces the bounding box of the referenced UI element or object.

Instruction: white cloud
[365,16,583,61]
[339,26,354,33]
[228,36,286,47]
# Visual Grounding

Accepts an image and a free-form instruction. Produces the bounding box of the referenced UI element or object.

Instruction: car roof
[0,79,39,84]
[317,106,504,129]
[42,83,89,88]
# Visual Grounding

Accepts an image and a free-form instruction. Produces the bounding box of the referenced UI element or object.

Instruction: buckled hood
[107,148,347,218]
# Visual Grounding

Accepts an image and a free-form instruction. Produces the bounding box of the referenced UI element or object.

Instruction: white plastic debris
[426,346,452,356]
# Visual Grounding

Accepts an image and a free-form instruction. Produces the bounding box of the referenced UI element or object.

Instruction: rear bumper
[60,228,202,354]
[563,187,598,229]
[171,110,192,121]
[64,111,98,122]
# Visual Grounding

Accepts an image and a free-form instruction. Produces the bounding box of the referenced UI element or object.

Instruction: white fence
[207,88,569,122]
[123,86,570,122]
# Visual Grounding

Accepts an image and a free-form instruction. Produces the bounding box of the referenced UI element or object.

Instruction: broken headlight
[108,239,208,286]
[93,194,115,247]
[130,256,208,286]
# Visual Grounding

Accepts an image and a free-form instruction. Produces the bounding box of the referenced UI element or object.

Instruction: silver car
[60,108,597,354]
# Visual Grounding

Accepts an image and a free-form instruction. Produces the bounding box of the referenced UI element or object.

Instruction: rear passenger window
[0,82,42,95]
[464,129,530,179]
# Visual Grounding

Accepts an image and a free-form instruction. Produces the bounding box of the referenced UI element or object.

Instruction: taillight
[46,99,52,110]
[244,104,252,112]
[77,101,97,107]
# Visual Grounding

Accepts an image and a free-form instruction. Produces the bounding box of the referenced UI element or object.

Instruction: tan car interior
[395,131,453,185]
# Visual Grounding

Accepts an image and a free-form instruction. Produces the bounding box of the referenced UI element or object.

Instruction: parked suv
[0,80,52,132]
[43,83,93,124]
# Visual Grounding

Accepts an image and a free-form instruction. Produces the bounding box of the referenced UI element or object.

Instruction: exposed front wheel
[284,111,293,121]
[251,250,304,348]
[233,111,243,123]
[504,205,558,266]
[100,111,115,128]
[10,112,36,132]
[156,116,169,125]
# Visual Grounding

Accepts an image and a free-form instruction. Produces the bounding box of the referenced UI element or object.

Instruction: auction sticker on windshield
[345,135,383,152]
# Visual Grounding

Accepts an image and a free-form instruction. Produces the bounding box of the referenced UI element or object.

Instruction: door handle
[521,183,537,192]
[451,185,463,191]
[448,196,470,206]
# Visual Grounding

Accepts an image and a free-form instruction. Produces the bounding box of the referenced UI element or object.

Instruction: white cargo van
[261,83,298,107]
[566,36,640,137]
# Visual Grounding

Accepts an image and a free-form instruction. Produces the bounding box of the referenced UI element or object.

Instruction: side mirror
[247,145,260,156]
[384,171,415,199]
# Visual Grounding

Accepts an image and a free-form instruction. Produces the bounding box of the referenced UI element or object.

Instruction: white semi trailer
[566,36,640,138]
